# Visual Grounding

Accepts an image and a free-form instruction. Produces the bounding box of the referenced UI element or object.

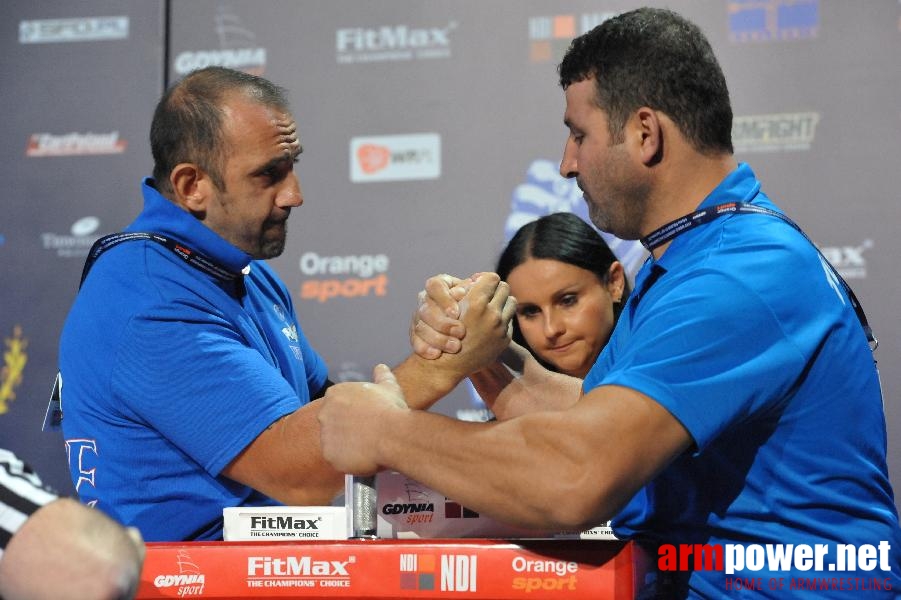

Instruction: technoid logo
[336,22,456,63]
[528,12,617,63]
[174,6,266,75]
[19,16,129,44]
[728,0,819,43]
[350,133,441,182]
[732,112,820,153]
[26,132,127,157]
[298,251,390,303]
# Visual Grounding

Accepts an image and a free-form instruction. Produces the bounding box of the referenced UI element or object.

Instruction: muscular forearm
[223,403,345,505]
[373,408,616,530]
[392,353,465,410]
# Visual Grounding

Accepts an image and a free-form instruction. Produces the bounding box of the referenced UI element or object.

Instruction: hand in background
[470,341,583,420]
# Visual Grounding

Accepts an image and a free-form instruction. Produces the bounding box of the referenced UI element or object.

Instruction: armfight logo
[728,0,819,43]
[732,112,820,153]
[173,7,266,76]
[298,251,389,303]
[19,16,129,44]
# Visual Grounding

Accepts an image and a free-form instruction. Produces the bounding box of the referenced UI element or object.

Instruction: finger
[425,275,466,318]
[501,293,517,323]
[413,318,462,354]
[372,363,400,390]
[463,272,501,308]
[418,297,465,339]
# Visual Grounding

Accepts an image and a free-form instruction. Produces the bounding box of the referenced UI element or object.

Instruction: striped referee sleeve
[0,449,58,555]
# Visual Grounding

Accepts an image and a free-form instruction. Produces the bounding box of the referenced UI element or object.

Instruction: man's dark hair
[496,212,630,368]
[558,7,733,154]
[150,66,291,194]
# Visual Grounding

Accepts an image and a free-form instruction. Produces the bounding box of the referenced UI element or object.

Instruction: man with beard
[58,67,514,542]
[318,8,901,597]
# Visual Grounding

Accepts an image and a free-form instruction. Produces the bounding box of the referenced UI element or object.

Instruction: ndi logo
[527,12,617,63]
[399,554,477,592]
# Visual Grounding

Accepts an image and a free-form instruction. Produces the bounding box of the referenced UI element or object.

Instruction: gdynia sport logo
[658,541,895,593]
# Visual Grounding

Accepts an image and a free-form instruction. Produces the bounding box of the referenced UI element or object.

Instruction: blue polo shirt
[585,164,901,597]
[59,178,328,541]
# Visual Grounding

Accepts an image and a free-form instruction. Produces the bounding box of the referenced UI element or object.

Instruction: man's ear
[634,106,663,166]
[169,163,213,214]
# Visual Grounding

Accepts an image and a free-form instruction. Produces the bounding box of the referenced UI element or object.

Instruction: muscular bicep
[564,384,693,522]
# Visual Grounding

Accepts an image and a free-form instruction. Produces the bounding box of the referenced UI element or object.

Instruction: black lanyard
[44,232,243,432]
[80,232,240,288]
[639,202,877,351]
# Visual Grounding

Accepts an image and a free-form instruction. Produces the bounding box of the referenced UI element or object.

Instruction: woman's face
[506,257,624,379]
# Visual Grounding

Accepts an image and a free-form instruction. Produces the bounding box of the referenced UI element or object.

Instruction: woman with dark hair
[497,212,629,379]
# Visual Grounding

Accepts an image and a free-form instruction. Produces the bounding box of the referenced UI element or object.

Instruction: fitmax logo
[250,516,320,530]
[247,556,351,576]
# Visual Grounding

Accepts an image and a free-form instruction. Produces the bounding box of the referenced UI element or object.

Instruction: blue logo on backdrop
[728,0,819,43]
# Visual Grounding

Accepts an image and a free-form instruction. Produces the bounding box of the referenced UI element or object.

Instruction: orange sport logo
[298,251,389,303]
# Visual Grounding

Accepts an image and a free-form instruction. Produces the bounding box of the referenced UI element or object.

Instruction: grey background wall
[2,0,899,517]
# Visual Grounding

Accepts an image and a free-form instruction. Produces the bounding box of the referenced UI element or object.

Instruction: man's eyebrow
[252,149,300,177]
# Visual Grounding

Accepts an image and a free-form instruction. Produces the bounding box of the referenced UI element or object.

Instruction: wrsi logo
[399,553,477,592]
[528,12,617,63]
[820,240,872,280]
[512,556,580,593]
[26,132,127,157]
[19,16,129,44]
[153,549,205,597]
[336,22,455,63]
[42,217,103,259]
[350,133,441,182]
[0,326,28,415]
[728,0,819,43]
[299,251,389,303]
[732,112,820,153]
[246,555,354,590]
[174,6,266,75]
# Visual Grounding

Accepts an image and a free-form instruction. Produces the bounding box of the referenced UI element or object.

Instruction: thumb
[498,340,532,374]
[372,363,401,391]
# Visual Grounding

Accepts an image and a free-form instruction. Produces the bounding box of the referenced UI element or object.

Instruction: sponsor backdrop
[2,0,900,523]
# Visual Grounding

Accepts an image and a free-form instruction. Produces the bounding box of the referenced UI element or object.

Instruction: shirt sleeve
[594,267,809,452]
